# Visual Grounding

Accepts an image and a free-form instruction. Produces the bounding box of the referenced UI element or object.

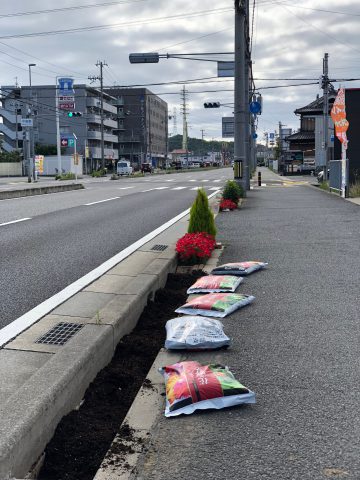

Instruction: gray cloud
[1,0,360,140]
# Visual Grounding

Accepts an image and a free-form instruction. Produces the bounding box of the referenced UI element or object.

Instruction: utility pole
[89,60,107,169]
[234,0,248,194]
[322,53,329,181]
[27,64,36,182]
[201,129,206,163]
[180,85,189,167]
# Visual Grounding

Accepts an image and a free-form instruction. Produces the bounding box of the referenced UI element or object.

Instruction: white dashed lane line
[84,197,120,206]
[0,217,32,227]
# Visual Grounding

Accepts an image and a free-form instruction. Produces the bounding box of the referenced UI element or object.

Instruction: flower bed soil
[38,271,202,480]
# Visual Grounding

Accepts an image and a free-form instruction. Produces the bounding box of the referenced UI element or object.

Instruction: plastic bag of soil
[175,292,255,318]
[187,275,243,294]
[211,261,268,276]
[165,316,230,350]
[159,361,255,417]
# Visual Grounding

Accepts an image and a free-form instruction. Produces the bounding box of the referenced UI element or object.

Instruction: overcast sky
[1,0,360,143]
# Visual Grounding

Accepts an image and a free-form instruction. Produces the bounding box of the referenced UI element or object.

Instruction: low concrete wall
[0,162,22,176]
[0,183,84,200]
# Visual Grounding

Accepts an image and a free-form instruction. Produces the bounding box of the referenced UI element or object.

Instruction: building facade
[105,87,168,169]
[0,84,119,173]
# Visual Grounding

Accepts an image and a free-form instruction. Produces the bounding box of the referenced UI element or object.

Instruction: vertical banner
[331,88,349,198]
[34,155,44,175]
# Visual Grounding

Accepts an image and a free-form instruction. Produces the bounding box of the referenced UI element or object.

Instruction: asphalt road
[139,168,360,480]
[0,168,232,328]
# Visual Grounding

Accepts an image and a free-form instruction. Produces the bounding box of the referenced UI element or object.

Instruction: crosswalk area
[118,185,222,193]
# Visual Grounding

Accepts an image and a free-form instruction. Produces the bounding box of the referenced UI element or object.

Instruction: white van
[117,160,133,176]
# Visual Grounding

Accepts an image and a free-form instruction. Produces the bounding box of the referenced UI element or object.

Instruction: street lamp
[129,42,249,192]
[27,63,36,183]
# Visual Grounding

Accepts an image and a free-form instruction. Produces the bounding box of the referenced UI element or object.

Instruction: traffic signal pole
[234,0,248,194]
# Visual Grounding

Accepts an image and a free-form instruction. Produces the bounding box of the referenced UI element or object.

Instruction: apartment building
[0,84,119,172]
[105,87,168,169]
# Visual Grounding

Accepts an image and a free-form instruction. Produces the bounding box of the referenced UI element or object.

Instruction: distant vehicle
[141,162,153,173]
[193,162,201,168]
[296,162,315,175]
[117,160,133,176]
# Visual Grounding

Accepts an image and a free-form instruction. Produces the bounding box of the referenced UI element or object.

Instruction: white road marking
[0,191,219,347]
[84,197,120,206]
[213,179,221,183]
[141,186,169,192]
[172,187,187,190]
[118,187,135,190]
[208,187,221,191]
[165,179,175,182]
[201,180,209,182]
[190,187,201,190]
[0,217,31,227]
[189,179,196,182]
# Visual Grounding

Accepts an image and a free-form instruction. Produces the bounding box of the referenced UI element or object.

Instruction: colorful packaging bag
[211,261,268,276]
[165,316,230,350]
[160,361,255,417]
[187,275,243,294]
[175,292,255,318]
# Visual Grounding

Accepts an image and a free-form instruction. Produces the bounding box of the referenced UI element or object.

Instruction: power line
[0,8,233,40]
[0,0,149,19]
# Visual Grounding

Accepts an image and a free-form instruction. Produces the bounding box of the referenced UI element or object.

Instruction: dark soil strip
[38,272,202,480]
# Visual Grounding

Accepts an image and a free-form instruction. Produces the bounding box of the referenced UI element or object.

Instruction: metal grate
[35,322,84,346]
[151,244,168,251]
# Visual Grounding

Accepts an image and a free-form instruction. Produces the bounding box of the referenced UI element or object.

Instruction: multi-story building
[105,87,168,169]
[0,84,119,172]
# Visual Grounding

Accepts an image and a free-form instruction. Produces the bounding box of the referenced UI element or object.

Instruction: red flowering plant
[219,199,238,211]
[176,232,216,265]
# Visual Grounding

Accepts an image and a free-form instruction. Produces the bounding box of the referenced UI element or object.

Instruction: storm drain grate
[151,244,168,251]
[35,322,84,346]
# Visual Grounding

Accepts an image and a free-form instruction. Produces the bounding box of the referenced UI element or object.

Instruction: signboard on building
[20,118,33,127]
[222,117,234,138]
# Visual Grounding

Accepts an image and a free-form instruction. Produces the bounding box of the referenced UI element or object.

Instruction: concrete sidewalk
[97,170,360,479]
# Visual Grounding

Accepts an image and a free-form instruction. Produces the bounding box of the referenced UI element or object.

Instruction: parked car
[141,163,153,173]
[116,160,133,176]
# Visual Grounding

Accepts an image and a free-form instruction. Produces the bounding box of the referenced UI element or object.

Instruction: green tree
[188,188,217,237]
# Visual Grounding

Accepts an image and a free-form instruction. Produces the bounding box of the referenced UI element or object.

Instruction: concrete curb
[0,183,84,200]
[0,246,178,479]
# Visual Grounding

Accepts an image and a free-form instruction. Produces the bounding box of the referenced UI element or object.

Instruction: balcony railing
[86,97,117,114]
[89,147,119,160]
[87,130,118,143]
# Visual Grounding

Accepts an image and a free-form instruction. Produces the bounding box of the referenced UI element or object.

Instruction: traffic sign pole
[56,77,62,175]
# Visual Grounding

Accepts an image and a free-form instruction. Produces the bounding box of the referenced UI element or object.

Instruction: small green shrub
[319,181,329,191]
[91,169,106,177]
[57,172,76,180]
[188,188,217,237]
[222,180,244,204]
[349,181,360,198]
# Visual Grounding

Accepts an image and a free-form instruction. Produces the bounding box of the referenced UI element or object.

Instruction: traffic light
[67,112,82,117]
[204,102,221,108]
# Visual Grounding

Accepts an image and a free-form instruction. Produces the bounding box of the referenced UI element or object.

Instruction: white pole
[73,133,78,182]
[341,145,346,198]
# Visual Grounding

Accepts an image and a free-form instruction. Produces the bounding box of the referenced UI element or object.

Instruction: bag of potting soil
[165,316,230,350]
[187,275,243,294]
[211,261,268,276]
[159,361,255,417]
[175,292,255,318]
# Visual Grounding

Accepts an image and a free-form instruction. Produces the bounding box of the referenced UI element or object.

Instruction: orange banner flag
[331,88,349,148]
